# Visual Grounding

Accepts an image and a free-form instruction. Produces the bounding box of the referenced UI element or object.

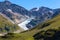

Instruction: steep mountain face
[52,9,60,17]
[33,14,60,40]
[0,14,60,40]
[0,1,60,30]
[26,7,55,29]
[0,1,30,15]
[0,1,32,30]
[0,1,30,24]
[26,7,60,29]
[30,7,54,19]
[0,15,20,33]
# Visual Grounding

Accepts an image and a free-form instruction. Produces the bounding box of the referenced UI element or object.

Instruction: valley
[0,0,60,40]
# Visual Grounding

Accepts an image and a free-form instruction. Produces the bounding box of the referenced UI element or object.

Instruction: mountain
[26,7,58,29]
[33,14,60,40]
[0,1,32,30]
[0,1,60,31]
[0,0,60,40]
[0,0,31,23]
[27,7,60,29]
[0,14,20,34]
[0,14,60,40]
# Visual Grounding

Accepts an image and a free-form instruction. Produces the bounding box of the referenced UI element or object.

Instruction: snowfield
[18,17,34,30]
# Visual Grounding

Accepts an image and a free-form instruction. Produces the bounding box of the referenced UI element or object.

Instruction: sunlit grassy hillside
[0,14,60,40]
[0,15,19,33]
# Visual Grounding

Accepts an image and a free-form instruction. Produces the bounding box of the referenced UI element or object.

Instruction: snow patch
[32,8,39,11]
[35,8,39,11]
[18,17,35,30]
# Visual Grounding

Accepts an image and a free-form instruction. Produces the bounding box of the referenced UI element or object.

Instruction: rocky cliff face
[0,1,30,24]
[0,1,60,30]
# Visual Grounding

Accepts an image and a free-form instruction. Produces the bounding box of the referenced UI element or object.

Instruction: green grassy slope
[0,15,20,33]
[33,14,60,40]
[0,14,60,40]
[40,14,60,31]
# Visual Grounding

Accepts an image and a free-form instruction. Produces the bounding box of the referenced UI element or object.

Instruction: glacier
[18,17,35,30]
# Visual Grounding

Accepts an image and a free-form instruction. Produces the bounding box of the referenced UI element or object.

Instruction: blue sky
[0,0,60,10]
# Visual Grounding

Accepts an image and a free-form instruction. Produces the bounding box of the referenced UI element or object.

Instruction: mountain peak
[5,0,9,1]
[30,8,39,11]
[3,0,11,5]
